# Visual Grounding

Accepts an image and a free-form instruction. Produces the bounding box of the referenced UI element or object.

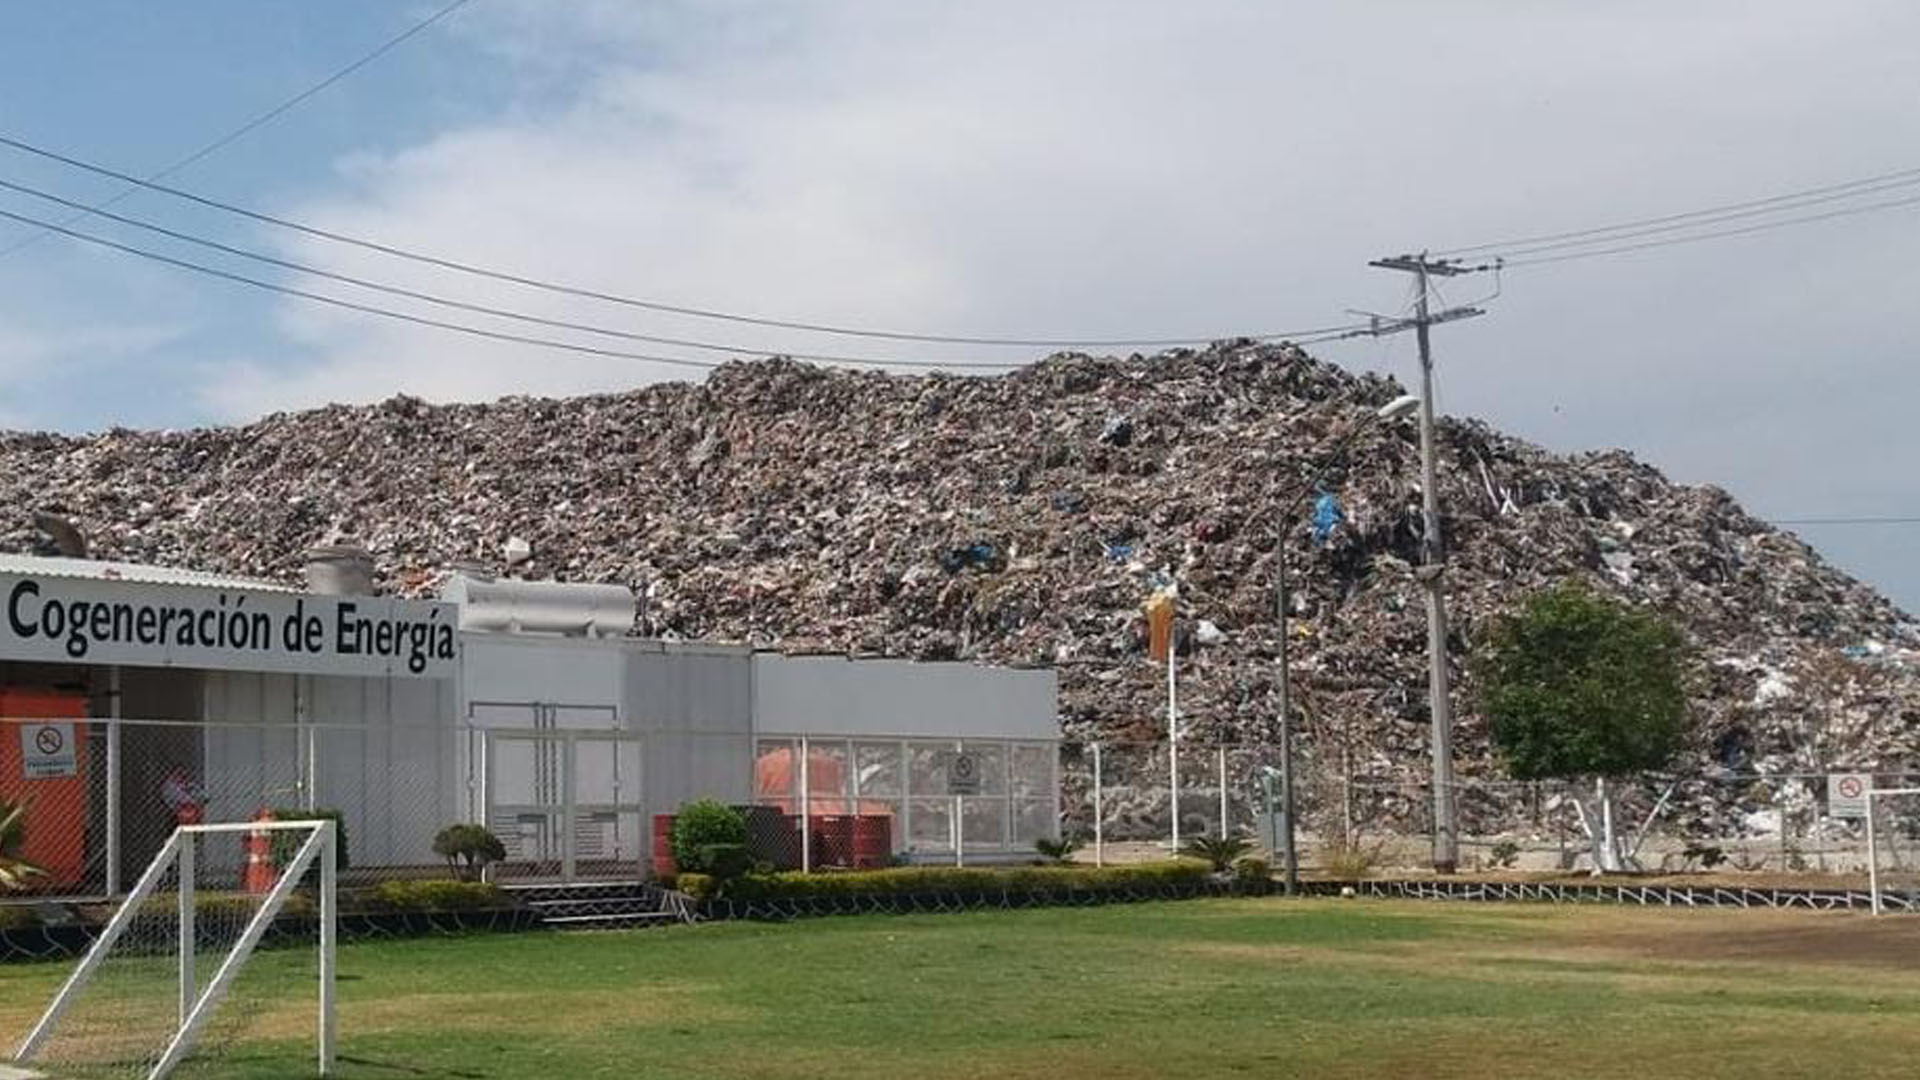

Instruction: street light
[1272,394,1417,895]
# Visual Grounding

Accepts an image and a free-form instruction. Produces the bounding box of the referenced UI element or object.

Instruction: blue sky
[1,2,1918,615]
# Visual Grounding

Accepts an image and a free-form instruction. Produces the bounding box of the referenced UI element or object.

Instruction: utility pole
[1367,252,1480,875]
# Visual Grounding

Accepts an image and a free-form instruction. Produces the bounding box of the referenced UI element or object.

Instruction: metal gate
[476,710,643,884]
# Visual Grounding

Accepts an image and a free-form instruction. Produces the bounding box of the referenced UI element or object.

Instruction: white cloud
[185,0,1920,601]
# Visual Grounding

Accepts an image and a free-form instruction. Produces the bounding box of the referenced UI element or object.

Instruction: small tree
[1475,582,1688,874]
[433,824,508,882]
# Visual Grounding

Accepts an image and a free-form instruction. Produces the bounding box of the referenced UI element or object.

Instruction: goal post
[12,819,337,1079]
[1866,787,1920,917]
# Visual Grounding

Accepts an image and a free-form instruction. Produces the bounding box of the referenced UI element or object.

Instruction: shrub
[366,880,510,913]
[1232,856,1272,895]
[1034,835,1083,864]
[671,799,747,874]
[1182,833,1254,873]
[1,797,46,891]
[708,860,1210,903]
[433,824,508,882]
[0,903,42,930]
[700,843,753,882]
[266,808,350,873]
[675,872,716,901]
[139,891,316,921]
[1319,835,1385,879]
[1489,840,1522,870]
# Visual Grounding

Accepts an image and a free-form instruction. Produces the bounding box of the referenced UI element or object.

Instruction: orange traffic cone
[243,809,277,894]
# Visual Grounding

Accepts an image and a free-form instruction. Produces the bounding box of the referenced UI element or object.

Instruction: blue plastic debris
[1313,492,1344,544]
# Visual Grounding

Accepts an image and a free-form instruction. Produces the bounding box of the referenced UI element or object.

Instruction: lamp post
[1274,394,1418,895]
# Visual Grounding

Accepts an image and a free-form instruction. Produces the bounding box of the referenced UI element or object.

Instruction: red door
[0,689,91,891]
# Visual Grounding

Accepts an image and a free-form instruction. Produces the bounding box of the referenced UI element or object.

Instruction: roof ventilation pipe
[304,542,377,596]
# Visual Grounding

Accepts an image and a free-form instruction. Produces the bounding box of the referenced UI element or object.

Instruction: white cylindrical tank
[441,572,635,638]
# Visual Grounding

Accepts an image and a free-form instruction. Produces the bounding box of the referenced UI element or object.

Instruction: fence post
[1217,745,1229,839]
[105,669,122,898]
[799,736,811,874]
[953,739,964,869]
[1092,742,1104,868]
[1867,789,1881,916]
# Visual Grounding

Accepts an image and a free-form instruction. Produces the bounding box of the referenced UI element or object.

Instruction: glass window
[854,741,903,799]
[753,739,795,813]
[962,797,1009,848]
[960,742,1008,796]
[907,742,949,798]
[1014,798,1055,849]
[805,740,851,815]
[908,798,953,850]
[1011,744,1052,800]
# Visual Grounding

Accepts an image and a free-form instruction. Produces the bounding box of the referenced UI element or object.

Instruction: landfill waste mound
[4,344,1916,831]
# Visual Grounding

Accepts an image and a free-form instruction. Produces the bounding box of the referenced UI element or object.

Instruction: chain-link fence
[1054,736,1920,879]
[0,715,467,905]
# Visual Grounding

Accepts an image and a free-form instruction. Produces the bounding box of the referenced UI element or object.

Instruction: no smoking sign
[18,722,77,779]
[1829,772,1871,819]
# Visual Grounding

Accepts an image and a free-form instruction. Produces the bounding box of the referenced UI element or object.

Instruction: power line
[1488,173,1920,260]
[0,131,1359,349]
[0,173,1052,369]
[1499,191,1920,267]
[1775,517,1920,526]
[0,0,478,260]
[1434,162,1920,258]
[0,202,1371,373]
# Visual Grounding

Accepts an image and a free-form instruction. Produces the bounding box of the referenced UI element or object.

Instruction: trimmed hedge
[363,880,511,913]
[676,860,1211,902]
[139,891,317,921]
[0,904,40,931]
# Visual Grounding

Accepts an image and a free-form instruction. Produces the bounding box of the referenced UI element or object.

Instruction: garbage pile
[4,343,1916,816]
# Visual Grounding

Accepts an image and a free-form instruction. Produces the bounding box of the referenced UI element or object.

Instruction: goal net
[1867,788,1920,916]
[11,820,336,1080]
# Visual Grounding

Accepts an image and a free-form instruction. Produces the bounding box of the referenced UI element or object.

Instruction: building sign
[1829,773,1871,819]
[0,573,457,678]
[948,751,982,796]
[19,722,76,778]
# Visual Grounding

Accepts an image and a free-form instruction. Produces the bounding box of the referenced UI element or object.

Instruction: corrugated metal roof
[0,553,300,593]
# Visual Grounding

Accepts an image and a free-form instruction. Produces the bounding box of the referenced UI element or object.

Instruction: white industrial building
[0,550,1058,900]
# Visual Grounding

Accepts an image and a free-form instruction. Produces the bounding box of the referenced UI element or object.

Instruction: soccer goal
[1866,787,1920,916]
[11,819,336,1080]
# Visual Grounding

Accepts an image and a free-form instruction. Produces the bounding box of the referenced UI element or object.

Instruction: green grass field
[6,898,1920,1079]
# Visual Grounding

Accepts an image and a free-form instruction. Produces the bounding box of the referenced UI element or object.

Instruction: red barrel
[851,814,892,868]
[651,814,677,878]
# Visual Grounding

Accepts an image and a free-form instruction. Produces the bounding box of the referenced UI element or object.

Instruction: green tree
[1475,582,1688,872]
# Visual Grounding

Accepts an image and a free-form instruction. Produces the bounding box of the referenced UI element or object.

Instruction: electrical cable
[0,173,1052,369]
[1484,173,1920,260]
[0,0,478,260]
[0,131,1363,349]
[1499,191,1920,267]
[1773,517,1920,526]
[0,202,1371,373]
[1434,162,1920,258]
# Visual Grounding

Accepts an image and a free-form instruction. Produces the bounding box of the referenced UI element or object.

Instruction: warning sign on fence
[19,722,76,778]
[1829,772,1871,819]
[947,751,981,796]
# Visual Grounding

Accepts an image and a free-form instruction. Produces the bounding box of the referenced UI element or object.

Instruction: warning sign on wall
[18,722,76,778]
